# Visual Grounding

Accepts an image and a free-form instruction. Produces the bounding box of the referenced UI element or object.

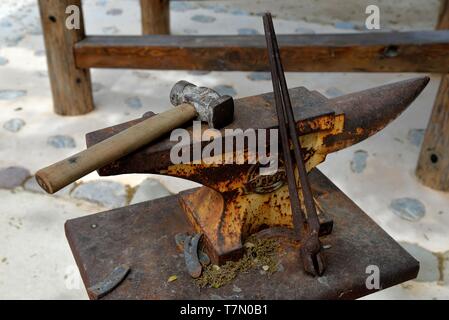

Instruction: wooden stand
[416,0,449,191]
[38,0,94,116]
[140,0,170,35]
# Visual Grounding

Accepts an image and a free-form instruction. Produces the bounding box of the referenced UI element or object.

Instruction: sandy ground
[0,0,448,299]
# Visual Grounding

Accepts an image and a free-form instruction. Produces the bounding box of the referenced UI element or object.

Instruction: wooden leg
[38,0,94,116]
[416,0,449,190]
[140,0,170,35]
[438,0,449,29]
[416,75,449,190]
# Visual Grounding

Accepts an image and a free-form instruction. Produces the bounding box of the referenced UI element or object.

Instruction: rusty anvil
[82,76,429,271]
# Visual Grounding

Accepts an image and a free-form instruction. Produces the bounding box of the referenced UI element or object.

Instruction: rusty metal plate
[65,169,418,300]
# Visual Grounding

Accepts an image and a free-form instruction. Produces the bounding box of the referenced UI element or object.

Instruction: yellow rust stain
[170,113,345,264]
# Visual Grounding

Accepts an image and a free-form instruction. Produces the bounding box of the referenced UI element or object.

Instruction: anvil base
[65,169,418,300]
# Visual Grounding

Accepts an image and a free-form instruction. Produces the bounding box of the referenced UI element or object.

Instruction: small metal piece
[184,233,203,278]
[87,264,130,300]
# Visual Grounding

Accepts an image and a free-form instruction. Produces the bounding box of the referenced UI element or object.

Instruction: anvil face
[86,77,429,264]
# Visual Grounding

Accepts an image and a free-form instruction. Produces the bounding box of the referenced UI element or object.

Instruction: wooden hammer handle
[36,103,197,194]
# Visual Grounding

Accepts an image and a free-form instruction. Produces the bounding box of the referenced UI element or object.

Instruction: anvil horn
[323,76,430,153]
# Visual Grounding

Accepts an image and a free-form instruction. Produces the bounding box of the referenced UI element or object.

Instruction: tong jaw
[300,230,326,276]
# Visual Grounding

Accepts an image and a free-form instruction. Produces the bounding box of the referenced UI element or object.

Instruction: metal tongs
[263,13,325,276]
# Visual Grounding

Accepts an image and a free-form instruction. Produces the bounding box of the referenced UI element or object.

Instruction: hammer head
[170,80,234,129]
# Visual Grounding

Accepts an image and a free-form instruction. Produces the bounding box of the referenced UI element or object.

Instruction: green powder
[195,236,280,288]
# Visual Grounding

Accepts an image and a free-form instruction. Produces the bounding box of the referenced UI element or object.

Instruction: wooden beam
[416,0,449,191]
[38,0,94,115]
[140,0,170,35]
[74,31,449,72]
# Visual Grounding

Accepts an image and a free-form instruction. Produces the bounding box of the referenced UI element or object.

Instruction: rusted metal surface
[264,12,307,250]
[87,264,130,300]
[322,76,429,155]
[65,169,419,300]
[84,78,428,266]
[264,13,324,276]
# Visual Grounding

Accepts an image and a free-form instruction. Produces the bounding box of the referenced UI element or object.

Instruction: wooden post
[416,0,449,190]
[38,0,94,115]
[140,0,170,35]
[438,0,449,29]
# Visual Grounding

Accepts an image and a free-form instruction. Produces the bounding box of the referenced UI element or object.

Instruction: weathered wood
[38,0,94,115]
[416,0,449,191]
[140,0,170,35]
[74,31,449,72]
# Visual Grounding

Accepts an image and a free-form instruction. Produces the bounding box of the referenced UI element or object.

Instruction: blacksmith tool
[35,81,234,194]
[82,75,429,268]
[263,12,324,276]
[175,232,211,276]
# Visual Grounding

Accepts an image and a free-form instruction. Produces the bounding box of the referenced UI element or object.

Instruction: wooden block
[140,0,170,35]
[38,0,94,115]
[74,31,449,72]
[416,0,449,190]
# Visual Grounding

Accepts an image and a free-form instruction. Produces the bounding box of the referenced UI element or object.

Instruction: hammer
[36,81,234,194]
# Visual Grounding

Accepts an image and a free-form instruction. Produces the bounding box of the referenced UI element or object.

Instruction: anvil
[85,76,428,264]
